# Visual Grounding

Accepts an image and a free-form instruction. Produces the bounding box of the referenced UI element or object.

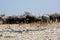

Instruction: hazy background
[0,0,60,16]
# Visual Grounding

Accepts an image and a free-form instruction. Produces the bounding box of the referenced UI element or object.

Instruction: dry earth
[0,22,60,40]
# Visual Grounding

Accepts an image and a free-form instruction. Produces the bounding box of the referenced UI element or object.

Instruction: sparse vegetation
[0,12,60,24]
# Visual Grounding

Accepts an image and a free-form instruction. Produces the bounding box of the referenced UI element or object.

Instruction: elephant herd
[0,13,60,24]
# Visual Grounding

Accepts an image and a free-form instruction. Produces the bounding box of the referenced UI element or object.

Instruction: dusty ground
[0,22,60,40]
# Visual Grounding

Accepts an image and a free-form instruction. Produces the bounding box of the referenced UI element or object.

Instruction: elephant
[42,15,50,23]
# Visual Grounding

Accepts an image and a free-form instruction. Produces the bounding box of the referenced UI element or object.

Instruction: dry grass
[0,21,60,27]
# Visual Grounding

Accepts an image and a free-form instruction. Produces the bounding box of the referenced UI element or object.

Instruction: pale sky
[0,0,60,16]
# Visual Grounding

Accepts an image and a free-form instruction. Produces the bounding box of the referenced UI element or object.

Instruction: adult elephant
[0,14,6,24]
[2,16,10,24]
[42,15,50,23]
